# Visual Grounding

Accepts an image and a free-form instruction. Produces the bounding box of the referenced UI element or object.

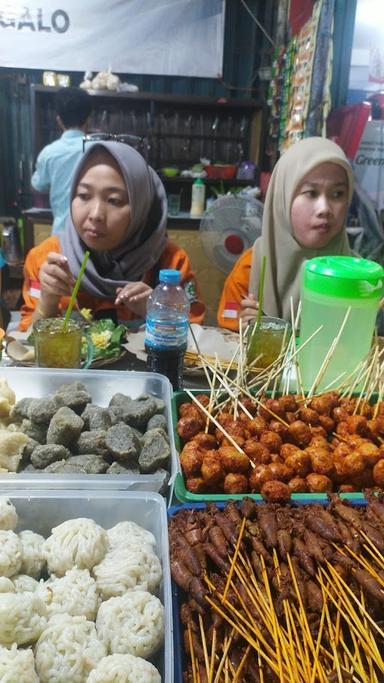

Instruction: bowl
[160,167,179,178]
[203,164,237,179]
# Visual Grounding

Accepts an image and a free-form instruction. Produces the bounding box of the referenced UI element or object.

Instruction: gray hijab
[60,140,168,298]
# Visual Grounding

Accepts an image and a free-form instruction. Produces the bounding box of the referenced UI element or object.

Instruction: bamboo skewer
[185,390,250,458]
[222,516,246,602]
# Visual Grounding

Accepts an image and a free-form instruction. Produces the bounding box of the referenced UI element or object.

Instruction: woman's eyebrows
[77,181,126,193]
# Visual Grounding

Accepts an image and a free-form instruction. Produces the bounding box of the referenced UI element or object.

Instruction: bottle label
[145,318,188,349]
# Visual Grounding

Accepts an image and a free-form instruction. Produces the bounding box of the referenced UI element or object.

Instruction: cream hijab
[248,137,354,320]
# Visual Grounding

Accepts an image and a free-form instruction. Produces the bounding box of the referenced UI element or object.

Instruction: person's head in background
[56,87,92,132]
[248,136,354,320]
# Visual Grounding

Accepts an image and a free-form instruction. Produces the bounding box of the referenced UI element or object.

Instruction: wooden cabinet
[30,85,262,175]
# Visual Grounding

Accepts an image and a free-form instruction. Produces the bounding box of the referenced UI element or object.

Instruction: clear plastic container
[1,489,172,683]
[0,368,177,496]
[299,256,384,391]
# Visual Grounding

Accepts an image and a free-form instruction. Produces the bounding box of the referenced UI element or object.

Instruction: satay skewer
[198,614,210,677]
[188,623,200,683]
[212,629,234,683]
[222,516,246,602]
[231,644,250,683]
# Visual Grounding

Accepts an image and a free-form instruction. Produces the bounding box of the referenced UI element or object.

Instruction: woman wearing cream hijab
[217,137,354,330]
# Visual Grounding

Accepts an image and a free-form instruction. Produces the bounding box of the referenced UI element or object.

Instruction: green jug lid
[302,256,384,299]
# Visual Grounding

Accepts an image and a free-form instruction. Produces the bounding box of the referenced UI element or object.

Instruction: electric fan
[199,194,263,273]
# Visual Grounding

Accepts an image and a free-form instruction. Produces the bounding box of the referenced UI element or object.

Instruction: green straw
[247,255,267,355]
[63,250,90,330]
[255,255,267,330]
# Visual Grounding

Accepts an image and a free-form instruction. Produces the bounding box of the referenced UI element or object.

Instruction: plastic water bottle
[145,269,190,390]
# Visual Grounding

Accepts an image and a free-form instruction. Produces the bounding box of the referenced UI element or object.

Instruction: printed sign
[0,0,225,78]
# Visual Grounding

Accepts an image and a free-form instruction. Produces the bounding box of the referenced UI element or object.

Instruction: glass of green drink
[34,318,93,369]
[246,316,290,369]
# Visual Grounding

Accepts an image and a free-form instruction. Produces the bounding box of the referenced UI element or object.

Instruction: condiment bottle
[190,178,205,217]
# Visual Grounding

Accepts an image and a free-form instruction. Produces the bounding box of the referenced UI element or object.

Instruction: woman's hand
[115,282,152,318]
[38,253,75,317]
[239,293,259,327]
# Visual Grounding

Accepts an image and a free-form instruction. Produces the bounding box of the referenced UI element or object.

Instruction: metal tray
[0,368,177,497]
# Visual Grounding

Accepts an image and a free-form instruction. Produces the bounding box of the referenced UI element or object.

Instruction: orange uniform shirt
[217,247,252,332]
[20,236,205,331]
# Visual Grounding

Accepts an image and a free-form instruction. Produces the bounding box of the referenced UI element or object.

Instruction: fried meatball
[280,443,301,460]
[288,477,309,493]
[223,473,249,494]
[332,406,350,422]
[269,420,290,439]
[261,480,291,503]
[259,398,286,420]
[306,473,333,493]
[335,421,349,438]
[180,446,204,478]
[268,463,293,483]
[338,484,358,493]
[285,451,311,477]
[278,395,298,412]
[195,393,210,408]
[309,396,332,416]
[318,415,335,433]
[177,415,204,441]
[249,465,273,492]
[201,453,225,487]
[179,403,203,419]
[373,459,384,487]
[333,443,351,460]
[338,452,365,479]
[345,415,369,436]
[288,421,312,447]
[309,448,335,477]
[309,436,331,450]
[260,431,283,454]
[221,435,246,449]
[218,446,250,474]
[356,442,381,467]
[309,426,328,439]
[285,411,298,424]
[247,416,267,437]
[299,407,320,425]
[186,477,206,494]
[192,432,217,450]
[243,439,271,465]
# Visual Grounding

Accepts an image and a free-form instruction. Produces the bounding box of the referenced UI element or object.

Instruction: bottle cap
[159,269,181,285]
[302,256,384,299]
[193,177,204,185]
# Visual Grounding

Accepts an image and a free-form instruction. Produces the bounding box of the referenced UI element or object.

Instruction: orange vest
[20,236,205,331]
[217,247,252,332]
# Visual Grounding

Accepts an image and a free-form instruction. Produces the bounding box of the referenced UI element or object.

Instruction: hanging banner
[0,0,225,78]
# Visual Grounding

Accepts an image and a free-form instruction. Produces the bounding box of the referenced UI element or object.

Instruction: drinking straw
[256,255,267,330]
[247,255,267,357]
[63,250,90,330]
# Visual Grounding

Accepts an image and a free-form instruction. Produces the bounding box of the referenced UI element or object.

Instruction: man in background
[31,87,92,235]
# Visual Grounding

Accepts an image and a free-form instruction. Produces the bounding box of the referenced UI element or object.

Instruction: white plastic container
[0,368,177,496]
[0,489,172,682]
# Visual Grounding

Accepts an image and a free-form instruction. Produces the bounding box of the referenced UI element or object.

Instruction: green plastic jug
[298,256,384,391]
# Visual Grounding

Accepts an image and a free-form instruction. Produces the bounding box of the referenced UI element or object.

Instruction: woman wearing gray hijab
[20,141,205,330]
